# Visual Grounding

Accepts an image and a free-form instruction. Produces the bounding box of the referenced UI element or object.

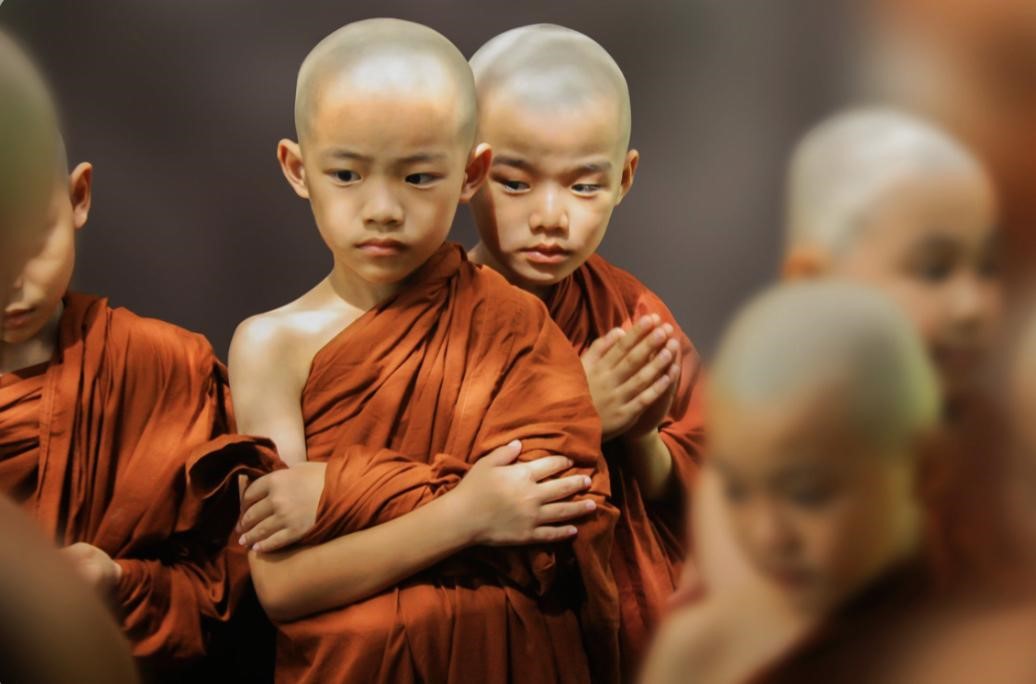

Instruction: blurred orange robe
[279,244,621,684]
[0,292,277,674]
[544,254,705,675]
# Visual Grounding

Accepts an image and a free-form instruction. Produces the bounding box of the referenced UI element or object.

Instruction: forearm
[250,489,475,622]
[114,556,227,662]
[622,430,676,502]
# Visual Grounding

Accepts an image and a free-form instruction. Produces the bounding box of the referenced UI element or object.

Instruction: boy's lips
[520,244,570,265]
[356,239,407,257]
[3,306,35,329]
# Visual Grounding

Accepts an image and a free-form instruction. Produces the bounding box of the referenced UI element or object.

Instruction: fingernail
[567,526,578,536]
[582,476,592,487]
[509,439,521,449]
[238,536,247,547]
[660,349,672,362]
[652,314,662,325]
[654,329,666,342]
[664,323,673,335]
[585,500,597,511]
[565,458,574,467]
[639,316,652,327]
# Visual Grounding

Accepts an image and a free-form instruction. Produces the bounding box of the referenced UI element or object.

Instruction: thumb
[483,439,522,466]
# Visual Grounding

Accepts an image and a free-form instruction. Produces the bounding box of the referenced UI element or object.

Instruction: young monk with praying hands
[646,281,940,683]
[465,24,705,676]
[229,18,620,684]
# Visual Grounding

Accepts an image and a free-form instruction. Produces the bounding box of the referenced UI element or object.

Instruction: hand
[581,314,680,441]
[623,358,680,442]
[453,440,597,546]
[62,543,121,593]
[238,461,326,553]
[667,557,705,609]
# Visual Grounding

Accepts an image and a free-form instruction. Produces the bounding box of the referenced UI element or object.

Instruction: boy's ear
[277,139,309,199]
[68,162,93,231]
[615,149,640,206]
[782,244,831,280]
[459,143,492,204]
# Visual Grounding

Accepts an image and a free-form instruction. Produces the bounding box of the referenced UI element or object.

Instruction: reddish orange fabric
[544,254,706,675]
[0,292,279,672]
[280,244,620,684]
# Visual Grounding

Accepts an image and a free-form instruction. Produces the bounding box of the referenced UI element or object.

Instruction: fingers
[481,439,522,466]
[252,527,303,554]
[581,328,623,366]
[619,338,678,400]
[535,473,592,502]
[601,315,659,366]
[524,455,573,481]
[239,515,285,548]
[616,323,672,382]
[630,365,677,413]
[241,475,271,510]
[237,497,274,535]
[528,525,579,543]
[537,499,597,524]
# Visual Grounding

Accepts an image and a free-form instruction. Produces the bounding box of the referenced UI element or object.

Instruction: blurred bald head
[294,18,476,146]
[786,107,985,254]
[712,281,941,450]
[0,30,60,283]
[470,24,632,151]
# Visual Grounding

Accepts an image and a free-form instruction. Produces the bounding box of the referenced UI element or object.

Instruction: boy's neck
[469,242,550,300]
[0,302,62,374]
[326,260,406,312]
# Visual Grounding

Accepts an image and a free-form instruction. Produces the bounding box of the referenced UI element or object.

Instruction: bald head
[0,30,60,266]
[294,18,476,146]
[712,281,941,450]
[470,24,632,150]
[786,107,986,254]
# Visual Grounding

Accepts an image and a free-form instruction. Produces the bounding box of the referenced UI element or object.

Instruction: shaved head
[470,24,632,151]
[786,108,986,254]
[294,18,476,146]
[0,30,60,275]
[712,281,941,450]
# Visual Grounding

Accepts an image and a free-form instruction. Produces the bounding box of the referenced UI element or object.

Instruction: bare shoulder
[230,283,362,385]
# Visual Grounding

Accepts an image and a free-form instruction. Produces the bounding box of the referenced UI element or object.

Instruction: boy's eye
[914,259,954,283]
[332,170,360,183]
[497,179,530,193]
[405,172,439,186]
[784,482,834,509]
[572,183,601,195]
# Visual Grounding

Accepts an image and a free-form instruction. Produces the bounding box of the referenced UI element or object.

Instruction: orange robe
[544,254,705,675]
[280,244,620,684]
[0,292,278,675]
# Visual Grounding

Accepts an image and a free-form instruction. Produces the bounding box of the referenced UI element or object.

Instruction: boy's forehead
[306,85,466,154]
[481,93,626,160]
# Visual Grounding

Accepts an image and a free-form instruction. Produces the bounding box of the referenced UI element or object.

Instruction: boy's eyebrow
[571,160,612,174]
[397,152,449,165]
[326,149,372,162]
[493,155,535,172]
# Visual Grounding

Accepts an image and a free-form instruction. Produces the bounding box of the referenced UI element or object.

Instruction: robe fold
[280,243,621,684]
[544,254,706,675]
[0,292,279,674]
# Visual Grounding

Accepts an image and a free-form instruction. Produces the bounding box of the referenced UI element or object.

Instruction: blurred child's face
[835,168,1001,402]
[709,385,920,616]
[470,94,637,293]
[4,163,91,344]
[281,79,486,288]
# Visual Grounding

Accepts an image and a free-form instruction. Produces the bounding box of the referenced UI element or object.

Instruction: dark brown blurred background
[0,0,854,358]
